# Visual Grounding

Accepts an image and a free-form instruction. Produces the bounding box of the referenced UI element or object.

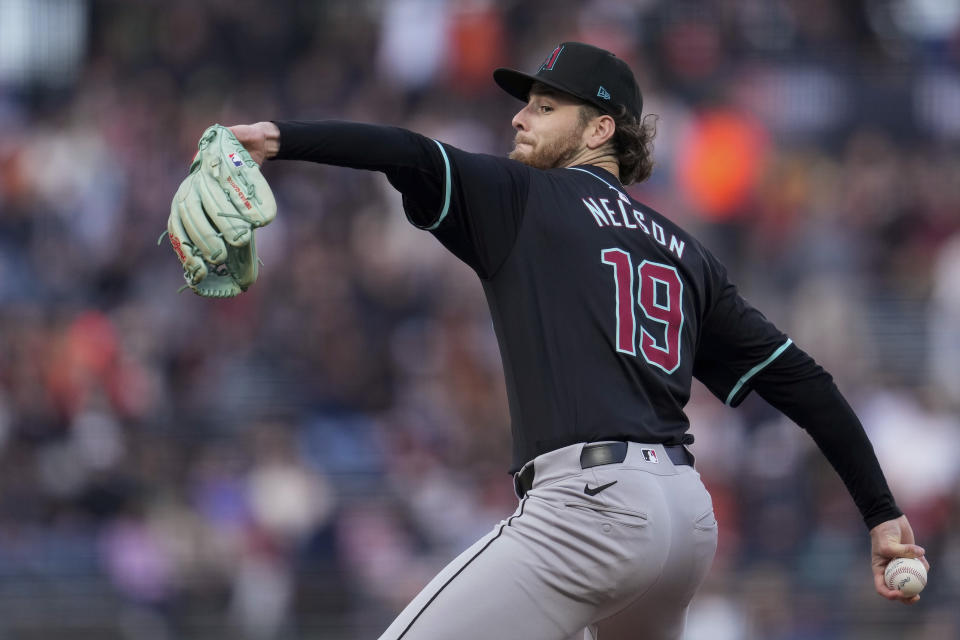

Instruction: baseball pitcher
[167,42,928,640]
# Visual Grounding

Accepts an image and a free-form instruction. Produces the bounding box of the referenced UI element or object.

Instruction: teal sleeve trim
[725,338,794,406]
[425,140,452,231]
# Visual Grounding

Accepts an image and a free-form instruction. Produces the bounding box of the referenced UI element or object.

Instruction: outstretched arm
[223,119,532,279]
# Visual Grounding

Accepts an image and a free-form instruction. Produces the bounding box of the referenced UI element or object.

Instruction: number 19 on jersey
[601,249,684,374]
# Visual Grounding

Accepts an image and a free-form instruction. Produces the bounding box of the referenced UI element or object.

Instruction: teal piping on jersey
[426,140,452,231]
[725,339,794,406]
[567,166,628,200]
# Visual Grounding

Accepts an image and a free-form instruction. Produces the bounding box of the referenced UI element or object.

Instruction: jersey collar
[566,165,629,201]
[571,164,622,185]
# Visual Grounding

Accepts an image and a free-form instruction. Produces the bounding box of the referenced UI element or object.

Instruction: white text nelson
[582,197,685,260]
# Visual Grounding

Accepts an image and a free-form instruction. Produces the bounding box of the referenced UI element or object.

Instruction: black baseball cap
[494,42,642,120]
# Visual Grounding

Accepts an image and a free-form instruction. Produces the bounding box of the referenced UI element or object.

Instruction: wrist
[261,121,281,160]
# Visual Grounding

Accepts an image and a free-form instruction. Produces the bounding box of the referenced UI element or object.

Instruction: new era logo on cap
[597,86,611,100]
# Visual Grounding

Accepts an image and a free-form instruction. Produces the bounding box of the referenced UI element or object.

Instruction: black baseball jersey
[275,120,901,529]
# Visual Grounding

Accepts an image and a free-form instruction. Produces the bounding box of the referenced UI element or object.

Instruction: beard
[509,125,585,170]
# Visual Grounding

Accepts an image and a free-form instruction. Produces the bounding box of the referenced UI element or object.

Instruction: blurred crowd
[1,0,959,638]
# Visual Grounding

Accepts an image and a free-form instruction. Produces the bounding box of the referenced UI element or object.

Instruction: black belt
[514,442,693,498]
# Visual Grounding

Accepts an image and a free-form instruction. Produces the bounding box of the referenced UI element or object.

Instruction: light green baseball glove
[163,124,277,297]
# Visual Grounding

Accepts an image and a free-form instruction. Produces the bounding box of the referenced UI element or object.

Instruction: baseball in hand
[884,557,927,597]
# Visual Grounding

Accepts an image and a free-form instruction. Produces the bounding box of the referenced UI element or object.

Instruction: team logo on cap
[641,448,659,463]
[540,45,564,71]
[597,86,611,100]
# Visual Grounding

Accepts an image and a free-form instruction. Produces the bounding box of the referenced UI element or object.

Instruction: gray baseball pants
[379,442,719,640]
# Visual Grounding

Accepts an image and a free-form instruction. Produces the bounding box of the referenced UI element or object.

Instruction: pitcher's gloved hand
[163,124,277,297]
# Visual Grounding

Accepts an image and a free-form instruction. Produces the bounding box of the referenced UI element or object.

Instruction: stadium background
[1,0,959,638]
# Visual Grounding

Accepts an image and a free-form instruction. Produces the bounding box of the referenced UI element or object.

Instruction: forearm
[753,350,902,529]
[790,381,900,529]
[272,120,443,174]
